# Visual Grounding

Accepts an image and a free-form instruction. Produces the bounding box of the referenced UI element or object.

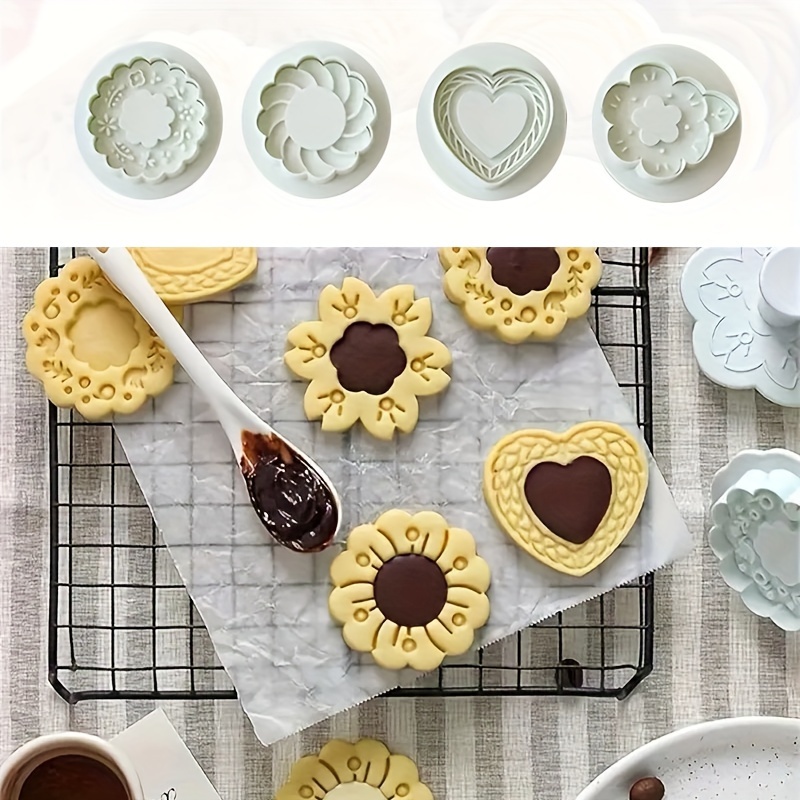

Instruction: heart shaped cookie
[483,422,649,576]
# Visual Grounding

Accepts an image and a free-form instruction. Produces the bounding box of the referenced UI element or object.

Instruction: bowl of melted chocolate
[0,733,143,800]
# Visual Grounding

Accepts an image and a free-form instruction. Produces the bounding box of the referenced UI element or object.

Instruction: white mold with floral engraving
[76,43,223,200]
[710,449,800,631]
[681,247,800,407]
[243,42,390,199]
[592,45,741,202]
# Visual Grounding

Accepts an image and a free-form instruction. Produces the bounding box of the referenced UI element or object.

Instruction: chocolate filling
[329,322,407,395]
[523,456,612,544]
[241,431,337,553]
[486,247,561,295]
[18,755,129,800]
[373,554,447,627]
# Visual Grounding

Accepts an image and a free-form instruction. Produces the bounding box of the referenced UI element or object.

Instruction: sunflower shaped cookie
[23,256,177,420]
[438,247,602,342]
[329,510,490,670]
[483,422,649,576]
[285,277,452,440]
[276,739,433,800]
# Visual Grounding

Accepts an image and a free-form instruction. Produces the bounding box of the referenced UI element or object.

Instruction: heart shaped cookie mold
[483,421,649,576]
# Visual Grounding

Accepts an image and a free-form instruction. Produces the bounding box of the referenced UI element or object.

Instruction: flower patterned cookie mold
[483,422,649,576]
[23,257,177,420]
[275,738,433,800]
[329,510,490,671]
[709,448,800,631]
[439,247,602,343]
[243,42,391,199]
[681,247,800,407]
[284,277,452,440]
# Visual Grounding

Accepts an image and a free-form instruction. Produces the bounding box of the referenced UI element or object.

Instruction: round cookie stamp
[329,510,490,671]
[439,247,602,342]
[75,42,222,200]
[284,277,452,440]
[243,42,391,198]
[126,247,257,303]
[275,738,433,800]
[483,422,649,576]
[23,256,177,420]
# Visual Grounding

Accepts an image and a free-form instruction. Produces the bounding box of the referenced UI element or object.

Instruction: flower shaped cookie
[329,510,490,671]
[439,247,602,343]
[276,739,433,800]
[285,277,452,440]
[23,257,176,420]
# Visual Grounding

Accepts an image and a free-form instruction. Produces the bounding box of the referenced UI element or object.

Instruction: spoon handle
[87,247,264,445]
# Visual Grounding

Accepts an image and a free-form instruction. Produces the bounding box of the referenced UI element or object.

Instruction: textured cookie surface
[439,246,602,342]
[483,421,648,575]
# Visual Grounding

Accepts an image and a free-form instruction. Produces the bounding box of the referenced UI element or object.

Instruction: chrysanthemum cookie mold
[417,43,567,200]
[593,45,741,202]
[243,42,390,198]
[76,43,222,200]
[275,739,433,800]
[681,247,800,407]
[439,247,602,342]
[483,422,649,576]
[22,257,177,420]
[710,448,800,631]
[329,510,490,671]
[285,277,451,439]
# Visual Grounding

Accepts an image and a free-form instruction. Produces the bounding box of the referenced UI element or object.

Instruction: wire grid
[48,247,654,704]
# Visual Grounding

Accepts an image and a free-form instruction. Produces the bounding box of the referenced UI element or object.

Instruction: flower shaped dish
[284,277,452,440]
[328,510,491,671]
[602,62,738,183]
[709,448,800,631]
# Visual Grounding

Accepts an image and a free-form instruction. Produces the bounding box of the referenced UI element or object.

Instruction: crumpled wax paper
[112,248,692,746]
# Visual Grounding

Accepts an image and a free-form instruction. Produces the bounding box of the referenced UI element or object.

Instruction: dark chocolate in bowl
[15,754,130,800]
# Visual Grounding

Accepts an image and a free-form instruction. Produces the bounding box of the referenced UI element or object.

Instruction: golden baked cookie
[438,247,602,343]
[276,738,433,800]
[126,247,257,303]
[329,510,490,671]
[285,277,452,440]
[23,256,177,421]
[483,422,648,576]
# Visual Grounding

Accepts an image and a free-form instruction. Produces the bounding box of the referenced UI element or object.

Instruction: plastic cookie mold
[22,256,177,420]
[329,510,490,671]
[483,422,649,576]
[417,43,567,200]
[76,43,222,200]
[275,738,433,800]
[592,45,741,202]
[438,247,602,342]
[126,248,258,303]
[243,42,390,198]
[710,448,800,631]
[681,247,800,407]
[284,277,451,440]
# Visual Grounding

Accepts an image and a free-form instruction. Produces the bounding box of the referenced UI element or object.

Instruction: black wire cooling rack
[48,247,654,704]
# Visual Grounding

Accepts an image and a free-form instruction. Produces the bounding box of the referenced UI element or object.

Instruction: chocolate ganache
[329,321,407,395]
[373,554,447,627]
[241,431,338,553]
[486,247,561,295]
[18,754,129,800]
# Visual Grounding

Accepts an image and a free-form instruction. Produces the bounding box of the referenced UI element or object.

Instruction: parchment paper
[113,248,692,746]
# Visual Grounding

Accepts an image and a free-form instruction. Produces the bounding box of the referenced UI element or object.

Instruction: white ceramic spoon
[87,247,341,553]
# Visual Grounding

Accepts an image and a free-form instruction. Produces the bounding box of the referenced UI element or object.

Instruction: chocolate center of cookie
[373,554,447,627]
[330,322,407,395]
[523,456,612,544]
[486,247,561,295]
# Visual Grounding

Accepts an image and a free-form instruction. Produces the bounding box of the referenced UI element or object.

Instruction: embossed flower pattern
[602,63,738,180]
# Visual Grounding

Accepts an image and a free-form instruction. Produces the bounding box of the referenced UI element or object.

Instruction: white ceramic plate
[576,716,800,800]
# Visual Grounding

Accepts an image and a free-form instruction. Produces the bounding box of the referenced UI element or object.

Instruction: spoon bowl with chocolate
[87,247,340,553]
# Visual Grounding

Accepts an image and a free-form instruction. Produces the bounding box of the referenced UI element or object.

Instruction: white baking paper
[112,248,692,746]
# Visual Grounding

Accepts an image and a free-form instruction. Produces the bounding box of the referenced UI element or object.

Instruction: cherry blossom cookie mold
[243,42,390,198]
[75,43,222,199]
[417,43,567,200]
[592,45,741,202]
